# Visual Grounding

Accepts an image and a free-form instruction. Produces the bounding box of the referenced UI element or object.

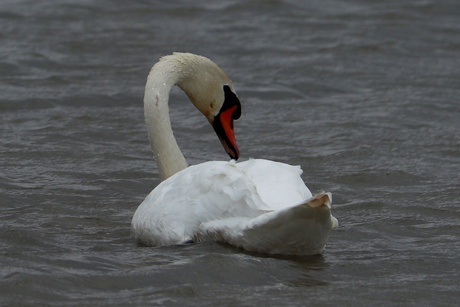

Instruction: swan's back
[132,159,314,246]
[237,159,312,211]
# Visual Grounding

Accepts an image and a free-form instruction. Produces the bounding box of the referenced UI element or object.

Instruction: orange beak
[213,105,239,160]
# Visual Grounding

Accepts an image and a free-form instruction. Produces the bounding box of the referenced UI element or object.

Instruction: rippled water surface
[1,0,459,305]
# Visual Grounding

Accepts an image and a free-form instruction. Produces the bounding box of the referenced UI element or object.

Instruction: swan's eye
[222,85,241,120]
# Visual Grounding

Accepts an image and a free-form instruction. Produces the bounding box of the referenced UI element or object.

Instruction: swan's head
[171,53,242,160]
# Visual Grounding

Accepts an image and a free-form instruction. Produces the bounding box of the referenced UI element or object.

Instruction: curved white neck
[144,62,188,181]
[143,53,234,181]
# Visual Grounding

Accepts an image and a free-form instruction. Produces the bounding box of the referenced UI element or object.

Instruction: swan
[131,52,338,255]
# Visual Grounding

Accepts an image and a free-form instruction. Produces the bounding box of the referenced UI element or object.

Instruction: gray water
[1,0,459,305]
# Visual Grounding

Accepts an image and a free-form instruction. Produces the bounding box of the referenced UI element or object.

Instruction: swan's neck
[144,62,188,181]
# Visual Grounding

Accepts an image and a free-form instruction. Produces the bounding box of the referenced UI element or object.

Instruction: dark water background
[1,0,459,305]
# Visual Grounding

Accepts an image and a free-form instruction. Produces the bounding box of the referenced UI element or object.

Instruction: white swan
[131,53,338,255]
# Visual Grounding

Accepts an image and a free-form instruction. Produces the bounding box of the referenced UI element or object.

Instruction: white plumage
[131,53,338,255]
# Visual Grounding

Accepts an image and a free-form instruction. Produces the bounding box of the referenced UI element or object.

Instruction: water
[1,0,459,305]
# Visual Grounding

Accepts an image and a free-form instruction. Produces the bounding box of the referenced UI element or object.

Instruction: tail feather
[197,192,337,255]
